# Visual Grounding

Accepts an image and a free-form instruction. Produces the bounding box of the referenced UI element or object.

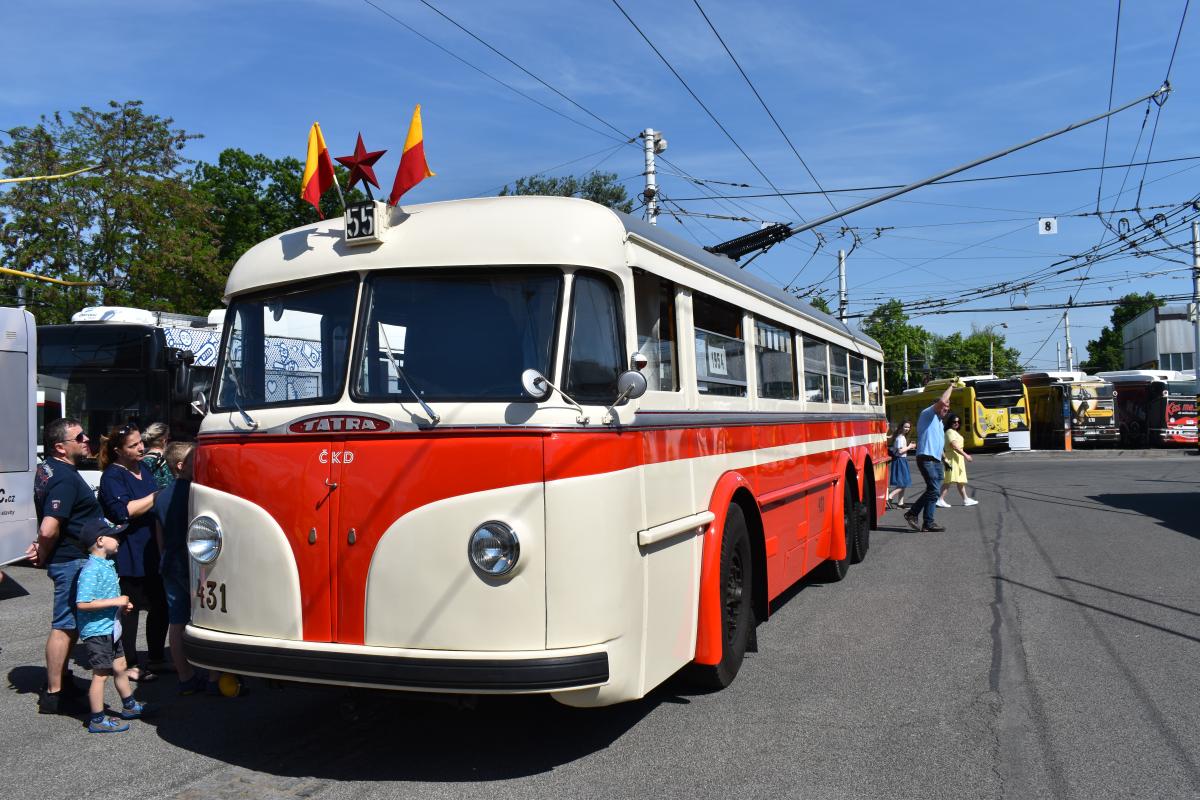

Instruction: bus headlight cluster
[188,516,223,564]
[468,521,519,576]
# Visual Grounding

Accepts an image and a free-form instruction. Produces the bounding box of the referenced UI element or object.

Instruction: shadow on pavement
[0,571,31,601]
[1086,492,1197,539]
[147,683,663,782]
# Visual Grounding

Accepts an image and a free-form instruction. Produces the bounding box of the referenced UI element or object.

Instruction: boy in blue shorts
[76,518,151,733]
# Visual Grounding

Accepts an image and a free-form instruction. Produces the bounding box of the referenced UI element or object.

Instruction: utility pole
[1057,342,1062,371]
[837,249,847,323]
[989,338,994,376]
[1191,220,1199,377]
[641,128,666,226]
[1064,308,1075,372]
[903,343,910,389]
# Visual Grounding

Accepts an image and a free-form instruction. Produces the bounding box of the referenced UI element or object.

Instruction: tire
[816,480,854,582]
[687,503,755,690]
[850,500,870,564]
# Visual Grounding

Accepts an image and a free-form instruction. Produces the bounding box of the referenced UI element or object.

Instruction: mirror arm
[533,373,589,425]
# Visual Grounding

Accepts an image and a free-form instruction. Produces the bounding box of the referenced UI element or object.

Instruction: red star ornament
[335,134,387,192]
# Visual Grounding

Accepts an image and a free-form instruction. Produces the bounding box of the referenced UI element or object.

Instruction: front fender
[693,471,754,666]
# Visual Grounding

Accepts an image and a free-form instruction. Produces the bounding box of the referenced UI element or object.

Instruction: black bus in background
[36,306,220,483]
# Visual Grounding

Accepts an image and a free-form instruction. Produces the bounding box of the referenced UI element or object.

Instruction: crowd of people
[886,381,978,533]
[28,418,227,733]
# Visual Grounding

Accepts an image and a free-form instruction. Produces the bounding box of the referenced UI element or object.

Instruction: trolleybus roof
[226,195,880,352]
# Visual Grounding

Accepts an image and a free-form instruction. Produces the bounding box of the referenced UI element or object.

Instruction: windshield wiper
[378,324,440,426]
[222,366,260,430]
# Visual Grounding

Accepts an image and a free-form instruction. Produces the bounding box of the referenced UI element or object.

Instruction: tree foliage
[1079,292,1163,372]
[191,148,366,270]
[861,300,1021,390]
[806,294,833,315]
[0,101,222,322]
[500,171,634,213]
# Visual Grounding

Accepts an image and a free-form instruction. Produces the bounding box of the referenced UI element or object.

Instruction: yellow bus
[1021,372,1118,448]
[886,375,1029,450]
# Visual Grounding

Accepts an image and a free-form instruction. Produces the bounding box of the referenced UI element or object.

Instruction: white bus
[183,196,888,707]
[0,307,37,566]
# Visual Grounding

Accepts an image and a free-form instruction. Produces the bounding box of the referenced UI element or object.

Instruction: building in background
[1123,305,1195,372]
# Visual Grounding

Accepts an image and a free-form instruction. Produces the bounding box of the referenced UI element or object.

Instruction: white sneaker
[964,498,979,507]
[936,499,951,508]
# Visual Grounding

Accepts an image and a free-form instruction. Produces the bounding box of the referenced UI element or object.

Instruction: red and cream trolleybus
[183,196,888,707]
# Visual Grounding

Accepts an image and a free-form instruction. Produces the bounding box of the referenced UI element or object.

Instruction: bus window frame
[752,315,800,407]
[800,333,832,409]
[562,269,628,406]
[691,290,750,409]
[214,274,361,413]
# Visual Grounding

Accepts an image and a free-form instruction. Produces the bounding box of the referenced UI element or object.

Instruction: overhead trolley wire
[1096,0,1122,214]
[610,0,809,225]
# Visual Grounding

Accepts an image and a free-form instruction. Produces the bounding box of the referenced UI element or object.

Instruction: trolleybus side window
[693,292,747,397]
[868,359,883,405]
[633,271,679,392]
[754,318,797,400]
[830,345,850,404]
[564,271,625,404]
[354,269,562,402]
[802,336,829,403]
[849,351,867,404]
[216,278,357,410]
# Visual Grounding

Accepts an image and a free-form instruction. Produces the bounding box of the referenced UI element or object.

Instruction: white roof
[225,195,881,352]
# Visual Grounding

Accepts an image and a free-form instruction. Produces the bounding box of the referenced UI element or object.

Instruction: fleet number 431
[196,580,228,613]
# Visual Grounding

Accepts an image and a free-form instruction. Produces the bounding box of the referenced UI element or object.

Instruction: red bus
[182,197,888,707]
[1102,371,1197,446]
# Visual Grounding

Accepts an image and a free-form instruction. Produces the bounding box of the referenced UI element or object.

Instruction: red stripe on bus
[194,419,886,646]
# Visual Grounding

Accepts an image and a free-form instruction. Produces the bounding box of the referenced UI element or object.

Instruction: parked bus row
[885,369,1196,451]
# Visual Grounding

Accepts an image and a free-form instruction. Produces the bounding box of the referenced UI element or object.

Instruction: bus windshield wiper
[223,365,260,430]
[378,324,440,426]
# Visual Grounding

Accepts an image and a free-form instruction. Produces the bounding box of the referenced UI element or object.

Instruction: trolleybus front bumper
[183,625,610,693]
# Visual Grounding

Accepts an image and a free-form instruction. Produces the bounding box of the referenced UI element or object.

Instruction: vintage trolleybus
[183,196,888,707]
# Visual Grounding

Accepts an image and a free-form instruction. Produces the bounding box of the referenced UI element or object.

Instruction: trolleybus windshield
[354,268,562,402]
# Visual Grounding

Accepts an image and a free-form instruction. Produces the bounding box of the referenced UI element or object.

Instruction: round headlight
[468,521,519,576]
[188,516,223,564]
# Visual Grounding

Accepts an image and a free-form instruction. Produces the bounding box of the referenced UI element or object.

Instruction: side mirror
[191,391,208,417]
[615,370,648,403]
[521,369,553,402]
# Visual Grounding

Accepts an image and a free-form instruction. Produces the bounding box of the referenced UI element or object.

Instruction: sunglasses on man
[59,432,88,444]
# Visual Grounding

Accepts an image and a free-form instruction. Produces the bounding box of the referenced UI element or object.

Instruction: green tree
[861,299,931,390]
[930,327,1020,378]
[500,171,633,213]
[0,100,222,322]
[807,294,833,315]
[191,148,366,269]
[1080,292,1164,372]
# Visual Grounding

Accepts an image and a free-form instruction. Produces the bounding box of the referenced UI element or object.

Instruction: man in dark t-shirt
[29,417,107,714]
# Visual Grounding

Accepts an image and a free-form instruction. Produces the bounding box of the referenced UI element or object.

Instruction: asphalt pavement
[2,451,1198,800]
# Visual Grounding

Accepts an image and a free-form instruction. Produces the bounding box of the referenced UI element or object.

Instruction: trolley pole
[641,128,666,226]
[837,249,847,323]
[1191,220,1199,377]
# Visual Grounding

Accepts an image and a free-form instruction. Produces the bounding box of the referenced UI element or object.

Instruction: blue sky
[3,0,1198,370]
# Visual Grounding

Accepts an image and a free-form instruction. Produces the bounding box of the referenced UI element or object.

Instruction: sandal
[128,667,159,683]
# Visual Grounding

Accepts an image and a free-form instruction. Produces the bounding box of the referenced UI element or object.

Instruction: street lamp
[984,322,1008,375]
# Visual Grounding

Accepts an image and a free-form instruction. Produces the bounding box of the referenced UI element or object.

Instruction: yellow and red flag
[301,122,336,218]
[388,104,435,206]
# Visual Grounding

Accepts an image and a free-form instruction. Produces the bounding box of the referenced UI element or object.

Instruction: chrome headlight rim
[467,520,520,577]
[187,515,223,565]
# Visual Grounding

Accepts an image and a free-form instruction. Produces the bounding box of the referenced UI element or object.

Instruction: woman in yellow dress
[938,413,978,507]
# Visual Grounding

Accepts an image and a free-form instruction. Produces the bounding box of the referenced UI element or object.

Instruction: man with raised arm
[904,380,955,533]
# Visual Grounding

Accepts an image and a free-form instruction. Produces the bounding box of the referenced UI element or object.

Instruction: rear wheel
[850,499,870,564]
[687,503,754,689]
[816,480,854,582]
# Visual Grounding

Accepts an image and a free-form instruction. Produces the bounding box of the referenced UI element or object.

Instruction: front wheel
[686,503,754,690]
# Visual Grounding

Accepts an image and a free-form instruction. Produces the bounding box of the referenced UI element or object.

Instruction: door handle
[348,528,357,545]
[308,528,317,544]
[325,479,339,489]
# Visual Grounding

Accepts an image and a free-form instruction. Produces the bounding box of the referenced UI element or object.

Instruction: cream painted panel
[640,454,696,530]
[189,483,303,640]
[365,483,545,651]
[639,527,704,693]
[545,466,645,648]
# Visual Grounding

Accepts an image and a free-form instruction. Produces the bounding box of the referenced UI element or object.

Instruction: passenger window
[803,336,829,402]
[850,352,866,404]
[633,272,678,391]
[693,293,747,397]
[869,360,883,405]
[830,345,849,404]
[564,271,625,404]
[755,319,797,400]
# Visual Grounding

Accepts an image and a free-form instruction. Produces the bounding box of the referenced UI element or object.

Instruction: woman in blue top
[98,424,165,682]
